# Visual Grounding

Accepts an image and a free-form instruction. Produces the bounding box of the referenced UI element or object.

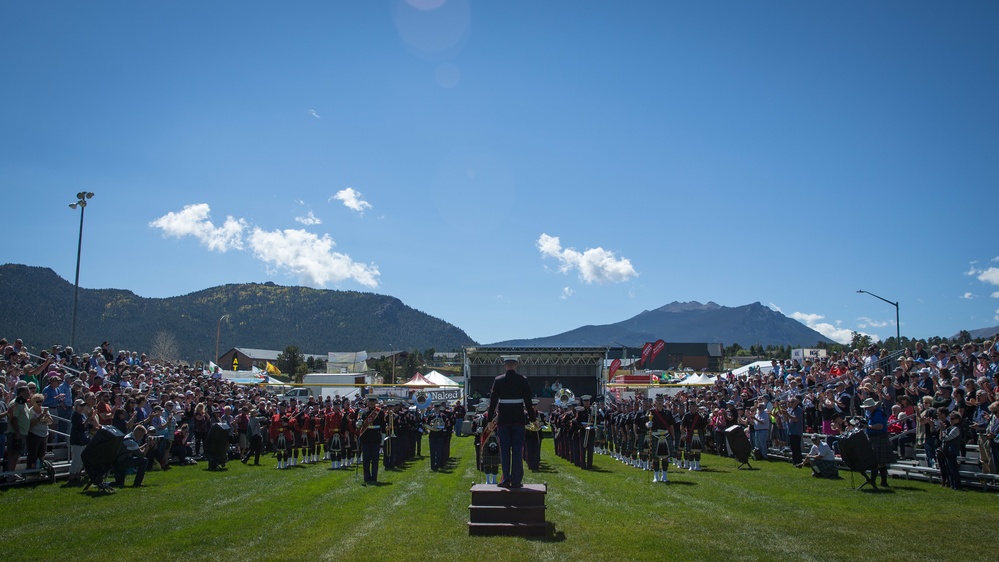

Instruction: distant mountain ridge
[490,301,836,348]
[0,264,475,361]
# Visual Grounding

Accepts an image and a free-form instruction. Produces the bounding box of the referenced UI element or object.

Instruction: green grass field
[2,436,996,562]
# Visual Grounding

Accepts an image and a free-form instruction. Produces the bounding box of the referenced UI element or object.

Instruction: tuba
[554,388,575,408]
[414,391,430,410]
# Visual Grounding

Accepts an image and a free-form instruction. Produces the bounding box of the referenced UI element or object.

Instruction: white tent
[727,361,775,379]
[402,373,435,387]
[423,370,461,387]
[680,373,716,386]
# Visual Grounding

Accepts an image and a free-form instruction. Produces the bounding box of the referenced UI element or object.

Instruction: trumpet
[526,419,542,432]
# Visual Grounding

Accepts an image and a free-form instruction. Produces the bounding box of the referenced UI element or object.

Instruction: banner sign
[427,389,462,402]
[649,339,666,363]
[608,358,622,379]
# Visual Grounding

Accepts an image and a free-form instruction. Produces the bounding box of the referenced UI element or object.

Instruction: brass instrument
[414,391,430,410]
[526,419,542,432]
[554,388,575,408]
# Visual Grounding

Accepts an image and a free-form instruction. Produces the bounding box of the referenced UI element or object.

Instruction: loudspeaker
[838,430,877,472]
[204,423,230,468]
[725,425,752,465]
[81,426,124,479]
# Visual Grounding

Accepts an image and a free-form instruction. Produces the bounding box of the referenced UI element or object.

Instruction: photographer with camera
[5,384,32,480]
[113,424,156,488]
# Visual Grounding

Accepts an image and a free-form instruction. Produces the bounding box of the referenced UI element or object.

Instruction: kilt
[868,432,892,467]
[328,432,343,453]
[481,438,500,467]
[635,432,648,456]
[812,458,839,478]
[650,431,670,458]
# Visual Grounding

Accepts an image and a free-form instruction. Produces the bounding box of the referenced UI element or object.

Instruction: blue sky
[2,1,997,348]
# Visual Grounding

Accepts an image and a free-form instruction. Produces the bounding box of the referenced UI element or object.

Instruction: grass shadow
[886,485,926,492]
[524,525,567,543]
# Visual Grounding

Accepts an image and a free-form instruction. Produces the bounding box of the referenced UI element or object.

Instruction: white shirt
[808,441,835,461]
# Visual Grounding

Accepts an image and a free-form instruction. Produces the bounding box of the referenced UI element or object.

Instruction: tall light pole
[68,192,94,350]
[215,314,229,364]
[856,290,900,351]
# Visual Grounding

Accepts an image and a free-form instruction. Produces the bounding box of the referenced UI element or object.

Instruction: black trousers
[114,454,148,487]
[789,434,803,466]
[243,434,262,464]
[361,439,380,482]
[429,432,446,470]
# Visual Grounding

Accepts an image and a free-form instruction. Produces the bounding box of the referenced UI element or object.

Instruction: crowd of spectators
[4,335,999,491]
[1,336,369,484]
[650,340,999,489]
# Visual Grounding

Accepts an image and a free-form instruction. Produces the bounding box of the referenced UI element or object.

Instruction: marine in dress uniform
[487,357,536,488]
[428,402,449,471]
[357,396,386,484]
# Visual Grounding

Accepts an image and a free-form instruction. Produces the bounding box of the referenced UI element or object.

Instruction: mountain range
[12,263,986,362]
[491,301,836,348]
[0,264,475,361]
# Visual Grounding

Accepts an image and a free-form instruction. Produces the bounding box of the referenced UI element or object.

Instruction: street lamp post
[68,192,94,350]
[215,314,230,364]
[856,290,900,351]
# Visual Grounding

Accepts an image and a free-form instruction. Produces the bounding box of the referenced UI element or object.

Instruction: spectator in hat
[67,398,98,483]
[42,373,71,443]
[862,397,891,487]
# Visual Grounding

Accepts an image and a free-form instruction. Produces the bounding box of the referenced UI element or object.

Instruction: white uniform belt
[498,399,523,404]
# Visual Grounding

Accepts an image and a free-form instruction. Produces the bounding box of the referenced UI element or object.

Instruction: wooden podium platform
[468,483,551,536]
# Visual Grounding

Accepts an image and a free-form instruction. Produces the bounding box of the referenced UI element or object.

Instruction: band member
[579,395,596,469]
[358,396,385,484]
[681,402,707,471]
[634,399,649,470]
[428,402,449,471]
[326,401,345,469]
[524,399,543,471]
[343,403,358,468]
[486,356,536,488]
[276,414,294,470]
[648,394,675,483]
[301,407,316,464]
[481,428,501,484]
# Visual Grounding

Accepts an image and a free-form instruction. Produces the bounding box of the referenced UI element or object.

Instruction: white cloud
[309,109,321,119]
[151,203,379,289]
[768,302,784,314]
[961,292,975,300]
[295,211,322,226]
[790,311,859,345]
[560,287,574,300]
[536,233,637,284]
[992,291,999,299]
[977,267,999,287]
[331,188,372,214]
[856,316,890,329]
[149,203,246,252]
[995,307,999,322]
[248,228,379,288]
